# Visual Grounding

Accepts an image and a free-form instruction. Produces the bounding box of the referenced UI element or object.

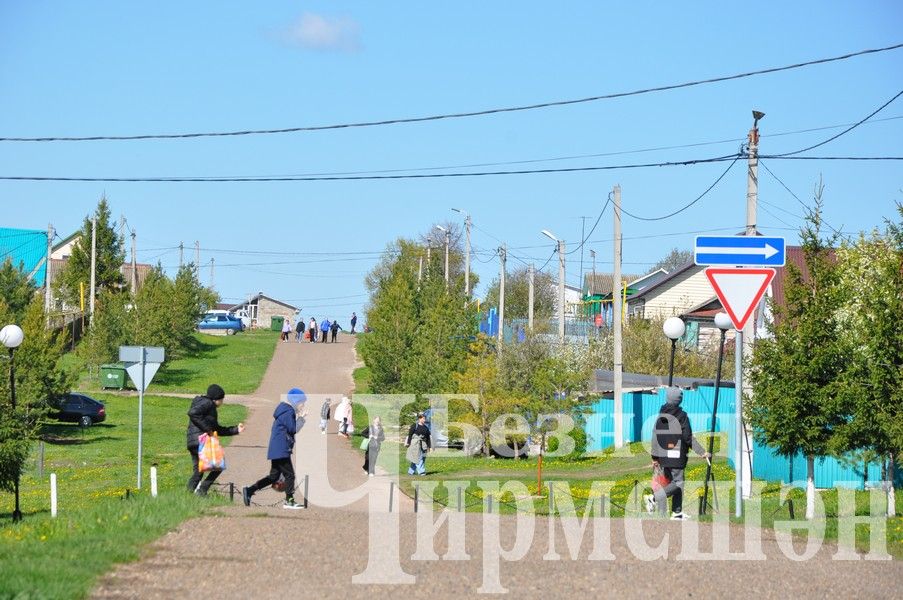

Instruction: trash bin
[270,315,285,331]
[100,363,127,390]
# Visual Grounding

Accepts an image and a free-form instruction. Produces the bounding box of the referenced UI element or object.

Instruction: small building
[229,293,298,329]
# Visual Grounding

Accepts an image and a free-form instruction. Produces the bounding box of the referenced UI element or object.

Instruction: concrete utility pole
[89,215,97,318]
[210,258,215,289]
[426,246,431,277]
[464,215,471,296]
[613,185,624,448]
[194,241,200,275]
[528,263,535,332]
[590,249,597,296]
[498,245,506,346]
[557,239,565,343]
[179,242,184,268]
[45,223,54,323]
[130,231,137,294]
[443,229,450,287]
[579,216,588,298]
[418,254,423,286]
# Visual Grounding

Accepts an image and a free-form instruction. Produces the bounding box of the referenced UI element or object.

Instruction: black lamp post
[662,317,686,386]
[1,324,24,522]
[701,312,733,516]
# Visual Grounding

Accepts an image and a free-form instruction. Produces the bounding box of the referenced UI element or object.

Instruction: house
[582,269,668,320]
[229,293,298,330]
[626,262,713,320]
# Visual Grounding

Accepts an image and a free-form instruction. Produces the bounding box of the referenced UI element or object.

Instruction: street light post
[702,312,733,515]
[1,324,25,522]
[663,317,686,387]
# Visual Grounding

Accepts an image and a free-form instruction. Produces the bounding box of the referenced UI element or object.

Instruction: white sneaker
[368,473,374,477]
[643,494,656,514]
[283,499,304,510]
[670,511,691,521]
[320,430,326,435]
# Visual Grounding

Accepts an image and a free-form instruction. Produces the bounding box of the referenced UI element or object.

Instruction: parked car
[197,313,244,334]
[51,393,106,427]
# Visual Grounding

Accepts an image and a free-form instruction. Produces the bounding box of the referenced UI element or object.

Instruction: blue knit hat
[286,388,307,408]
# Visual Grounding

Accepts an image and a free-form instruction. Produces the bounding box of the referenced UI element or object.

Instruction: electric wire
[566,195,610,255]
[3,43,900,142]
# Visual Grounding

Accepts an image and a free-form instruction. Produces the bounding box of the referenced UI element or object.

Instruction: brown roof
[583,272,642,295]
[769,245,836,324]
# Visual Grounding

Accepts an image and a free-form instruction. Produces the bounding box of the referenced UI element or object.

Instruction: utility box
[100,363,127,390]
[270,315,285,331]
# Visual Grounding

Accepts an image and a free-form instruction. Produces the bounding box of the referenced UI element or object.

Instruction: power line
[3,43,900,143]
[566,195,611,255]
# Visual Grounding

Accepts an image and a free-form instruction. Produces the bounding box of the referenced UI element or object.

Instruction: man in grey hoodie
[647,386,710,520]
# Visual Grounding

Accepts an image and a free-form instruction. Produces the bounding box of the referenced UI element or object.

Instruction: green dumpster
[270,315,285,331]
[100,363,127,390]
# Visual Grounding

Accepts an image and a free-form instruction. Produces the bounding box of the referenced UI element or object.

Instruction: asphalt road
[92,335,902,599]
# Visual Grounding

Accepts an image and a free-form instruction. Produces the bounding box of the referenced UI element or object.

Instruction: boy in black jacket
[186,384,244,495]
[647,387,709,520]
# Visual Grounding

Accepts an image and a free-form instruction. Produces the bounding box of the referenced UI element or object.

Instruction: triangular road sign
[704,267,776,330]
[125,362,161,393]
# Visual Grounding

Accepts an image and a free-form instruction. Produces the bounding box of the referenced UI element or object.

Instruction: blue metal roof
[0,227,48,286]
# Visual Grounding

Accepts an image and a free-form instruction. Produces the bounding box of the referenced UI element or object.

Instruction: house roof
[626,261,699,301]
[52,230,80,253]
[582,272,643,296]
[230,293,298,312]
[680,296,723,320]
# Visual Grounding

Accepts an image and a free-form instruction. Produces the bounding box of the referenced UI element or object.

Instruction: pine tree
[0,258,38,322]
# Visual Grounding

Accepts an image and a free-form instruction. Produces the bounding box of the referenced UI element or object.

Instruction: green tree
[54,197,125,306]
[78,289,129,368]
[0,299,73,493]
[0,258,38,322]
[649,247,693,274]
[749,195,845,518]
[833,203,903,515]
[483,266,555,320]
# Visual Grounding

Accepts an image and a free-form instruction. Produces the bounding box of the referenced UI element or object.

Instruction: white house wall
[633,266,713,319]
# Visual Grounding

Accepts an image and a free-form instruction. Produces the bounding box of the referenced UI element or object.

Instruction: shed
[230,293,298,329]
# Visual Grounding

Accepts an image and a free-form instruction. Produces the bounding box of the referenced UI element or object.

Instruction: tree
[78,289,129,368]
[833,203,903,516]
[649,247,693,274]
[0,298,73,493]
[483,265,555,320]
[749,193,845,518]
[0,258,38,322]
[54,197,125,306]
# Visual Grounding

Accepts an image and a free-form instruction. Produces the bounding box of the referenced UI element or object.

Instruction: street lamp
[701,312,733,515]
[1,324,24,522]
[662,316,686,386]
[435,225,450,286]
[541,230,566,342]
[451,208,471,296]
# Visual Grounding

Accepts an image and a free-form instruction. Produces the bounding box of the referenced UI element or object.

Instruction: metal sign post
[119,345,165,490]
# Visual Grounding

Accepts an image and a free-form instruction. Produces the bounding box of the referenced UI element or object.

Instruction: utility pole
[130,231,137,294]
[528,263,534,332]
[498,245,506,347]
[426,246,431,278]
[464,215,471,296]
[418,253,423,286]
[444,229,450,287]
[89,215,97,318]
[612,185,623,448]
[119,214,126,249]
[179,242,184,268]
[194,241,200,275]
[557,240,566,343]
[590,249,597,295]
[210,258,215,289]
[45,223,54,320]
[579,216,588,299]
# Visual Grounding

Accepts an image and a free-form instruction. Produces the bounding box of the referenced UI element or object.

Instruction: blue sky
[1,1,901,325]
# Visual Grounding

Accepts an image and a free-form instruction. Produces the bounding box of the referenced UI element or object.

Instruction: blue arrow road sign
[694,235,786,267]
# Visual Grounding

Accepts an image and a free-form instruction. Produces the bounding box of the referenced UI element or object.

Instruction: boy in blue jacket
[242,388,307,509]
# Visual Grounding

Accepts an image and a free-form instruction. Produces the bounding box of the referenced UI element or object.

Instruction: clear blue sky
[1,1,901,325]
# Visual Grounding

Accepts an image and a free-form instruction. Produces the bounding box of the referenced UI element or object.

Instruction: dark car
[52,393,106,427]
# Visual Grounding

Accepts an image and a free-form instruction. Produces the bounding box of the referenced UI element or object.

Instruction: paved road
[93,335,901,599]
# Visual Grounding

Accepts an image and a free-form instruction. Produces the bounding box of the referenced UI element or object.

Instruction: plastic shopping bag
[651,462,670,493]
[359,437,370,451]
[198,432,226,472]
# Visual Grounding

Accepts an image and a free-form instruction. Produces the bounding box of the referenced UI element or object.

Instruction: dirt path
[92,335,901,598]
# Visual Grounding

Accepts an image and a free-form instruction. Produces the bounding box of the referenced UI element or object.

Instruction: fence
[582,385,899,491]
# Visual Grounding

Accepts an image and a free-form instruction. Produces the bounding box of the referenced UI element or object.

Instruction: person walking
[242,388,308,509]
[350,312,358,334]
[186,384,244,495]
[295,317,305,343]
[319,317,331,344]
[405,413,431,476]
[280,316,292,342]
[330,319,342,342]
[361,416,386,477]
[334,396,352,438]
[646,386,710,520]
[319,398,331,434]
[308,317,317,343]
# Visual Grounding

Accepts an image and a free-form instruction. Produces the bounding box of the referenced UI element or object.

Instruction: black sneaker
[242,486,252,507]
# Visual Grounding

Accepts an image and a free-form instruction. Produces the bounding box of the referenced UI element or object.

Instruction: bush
[546,422,588,459]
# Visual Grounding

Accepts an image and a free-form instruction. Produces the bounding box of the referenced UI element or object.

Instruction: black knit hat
[206,384,225,401]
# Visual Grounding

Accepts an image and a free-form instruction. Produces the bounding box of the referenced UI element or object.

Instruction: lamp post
[662,317,686,387]
[1,324,25,522]
[435,225,450,287]
[541,229,566,342]
[451,208,471,296]
[701,312,732,516]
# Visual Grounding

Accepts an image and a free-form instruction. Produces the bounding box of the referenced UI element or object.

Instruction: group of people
[281,316,348,343]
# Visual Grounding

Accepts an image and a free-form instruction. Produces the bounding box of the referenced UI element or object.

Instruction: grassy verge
[64,330,278,394]
[0,393,247,598]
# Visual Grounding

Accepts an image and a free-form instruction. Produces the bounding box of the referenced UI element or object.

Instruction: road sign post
[119,346,165,490]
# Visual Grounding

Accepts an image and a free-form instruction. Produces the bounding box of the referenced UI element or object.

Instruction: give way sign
[704,267,776,330]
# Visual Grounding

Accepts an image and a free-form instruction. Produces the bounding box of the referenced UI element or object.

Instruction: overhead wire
[3,42,900,142]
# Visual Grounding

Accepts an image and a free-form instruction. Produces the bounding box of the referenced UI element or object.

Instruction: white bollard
[50,473,57,518]
[150,466,158,498]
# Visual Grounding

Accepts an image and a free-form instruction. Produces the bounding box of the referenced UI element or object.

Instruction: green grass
[66,330,279,395]
[352,366,371,394]
[0,393,248,598]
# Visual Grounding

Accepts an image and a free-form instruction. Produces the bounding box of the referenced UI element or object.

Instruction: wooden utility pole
[89,216,97,318]
[498,245,506,347]
[612,185,623,448]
